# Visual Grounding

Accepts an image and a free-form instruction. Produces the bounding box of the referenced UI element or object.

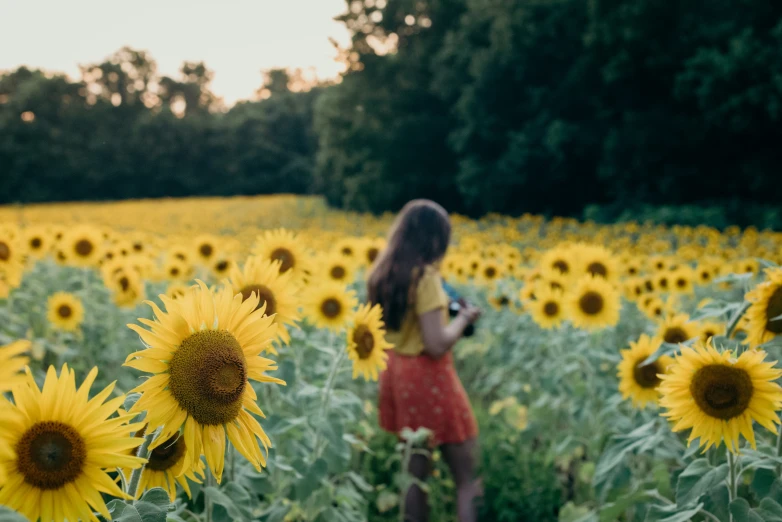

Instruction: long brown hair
[368,199,451,331]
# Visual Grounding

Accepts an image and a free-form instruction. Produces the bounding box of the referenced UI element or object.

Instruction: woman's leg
[441,438,482,522]
[405,451,431,522]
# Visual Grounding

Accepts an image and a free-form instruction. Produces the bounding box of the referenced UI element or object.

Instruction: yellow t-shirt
[386,265,449,356]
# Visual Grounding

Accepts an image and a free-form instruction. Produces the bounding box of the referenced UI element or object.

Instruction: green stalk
[205,471,215,522]
[727,451,738,522]
[126,431,155,499]
[776,425,782,476]
[312,347,347,460]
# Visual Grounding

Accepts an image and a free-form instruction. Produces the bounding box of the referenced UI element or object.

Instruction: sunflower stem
[205,470,215,522]
[776,425,782,475]
[126,431,155,499]
[728,450,738,522]
[312,346,347,460]
[725,301,751,339]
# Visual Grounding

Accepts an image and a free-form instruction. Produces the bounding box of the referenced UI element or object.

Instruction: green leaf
[0,506,27,522]
[204,486,251,522]
[123,392,141,412]
[347,471,373,492]
[730,498,765,522]
[376,490,399,513]
[294,458,329,499]
[753,469,780,500]
[140,488,172,508]
[757,498,782,521]
[598,488,654,522]
[675,458,728,506]
[258,501,291,522]
[702,485,730,522]
[644,503,703,522]
[107,501,144,522]
[134,501,167,522]
[594,421,658,488]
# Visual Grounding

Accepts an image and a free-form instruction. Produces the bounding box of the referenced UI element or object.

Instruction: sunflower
[304,282,358,332]
[0,340,29,392]
[0,365,146,521]
[0,230,24,275]
[529,286,565,329]
[617,335,672,408]
[166,282,191,300]
[125,426,205,501]
[576,244,621,283]
[539,245,576,277]
[106,268,146,308]
[62,225,103,267]
[211,257,235,279]
[658,314,701,345]
[659,340,782,452]
[227,256,300,345]
[124,281,283,482]
[164,257,193,281]
[46,292,85,332]
[317,252,355,285]
[476,259,503,286]
[23,225,51,260]
[334,237,360,262]
[362,237,386,266]
[745,268,782,348]
[565,275,621,331]
[669,266,695,295]
[488,292,515,312]
[347,304,393,381]
[700,321,726,343]
[253,229,311,282]
[193,234,221,264]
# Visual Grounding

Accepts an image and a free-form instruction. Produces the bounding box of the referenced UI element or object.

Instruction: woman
[369,199,482,522]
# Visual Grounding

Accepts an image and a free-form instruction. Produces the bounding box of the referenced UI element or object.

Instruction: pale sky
[0,0,352,105]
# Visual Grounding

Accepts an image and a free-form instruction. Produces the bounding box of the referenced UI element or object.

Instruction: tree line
[2,0,782,226]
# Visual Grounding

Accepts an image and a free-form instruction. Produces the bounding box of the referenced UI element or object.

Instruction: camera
[442,281,476,338]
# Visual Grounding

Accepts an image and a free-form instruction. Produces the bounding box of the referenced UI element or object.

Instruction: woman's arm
[418,305,480,359]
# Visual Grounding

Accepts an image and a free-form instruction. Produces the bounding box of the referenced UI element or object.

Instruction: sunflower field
[1,195,782,522]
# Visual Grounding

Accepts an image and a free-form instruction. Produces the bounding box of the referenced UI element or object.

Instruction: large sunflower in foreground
[347,304,393,381]
[125,281,284,482]
[227,256,300,346]
[617,335,672,408]
[304,282,358,332]
[565,275,621,331]
[46,292,85,332]
[659,340,782,452]
[745,268,782,348]
[252,229,311,283]
[0,365,146,521]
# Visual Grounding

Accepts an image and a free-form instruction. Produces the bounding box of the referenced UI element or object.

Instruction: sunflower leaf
[675,458,728,507]
[730,498,765,522]
[643,502,703,522]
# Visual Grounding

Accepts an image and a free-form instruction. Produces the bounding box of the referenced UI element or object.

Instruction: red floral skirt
[379,350,478,446]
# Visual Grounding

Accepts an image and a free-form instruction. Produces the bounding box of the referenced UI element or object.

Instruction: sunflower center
[57,305,73,319]
[587,262,607,278]
[765,287,782,334]
[342,247,353,256]
[499,296,510,306]
[663,327,688,344]
[119,276,130,291]
[352,325,375,359]
[168,330,247,426]
[240,284,277,316]
[147,435,187,472]
[215,261,229,272]
[676,278,687,289]
[30,237,42,249]
[553,260,568,274]
[644,280,654,292]
[0,241,10,261]
[321,298,342,319]
[271,248,295,273]
[485,267,497,279]
[170,267,180,276]
[543,301,559,317]
[579,292,604,315]
[16,421,86,490]
[74,239,93,257]
[690,365,753,420]
[633,360,662,389]
[199,244,213,258]
[330,266,346,280]
[658,277,669,289]
[367,248,379,263]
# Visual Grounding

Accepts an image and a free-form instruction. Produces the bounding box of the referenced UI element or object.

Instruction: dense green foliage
[3,0,782,223]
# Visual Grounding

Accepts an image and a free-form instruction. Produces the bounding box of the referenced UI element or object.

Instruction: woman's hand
[458,304,481,324]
